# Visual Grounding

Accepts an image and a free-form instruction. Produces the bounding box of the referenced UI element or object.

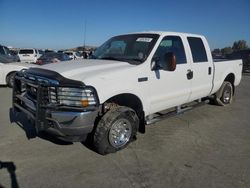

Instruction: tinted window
[19,49,34,54]
[65,52,73,56]
[63,54,71,60]
[75,52,81,57]
[0,46,5,54]
[3,47,10,55]
[153,36,187,64]
[40,52,58,59]
[188,37,208,63]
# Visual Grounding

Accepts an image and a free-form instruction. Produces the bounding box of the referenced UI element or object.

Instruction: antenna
[83,20,87,50]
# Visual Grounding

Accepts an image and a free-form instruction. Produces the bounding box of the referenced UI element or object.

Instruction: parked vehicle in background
[0,61,36,87]
[13,31,242,154]
[64,51,82,60]
[36,52,72,65]
[18,49,42,64]
[45,49,55,53]
[38,49,45,56]
[0,45,20,63]
[81,51,89,59]
[227,49,250,72]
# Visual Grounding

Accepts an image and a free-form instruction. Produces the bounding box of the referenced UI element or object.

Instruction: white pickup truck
[12,31,242,154]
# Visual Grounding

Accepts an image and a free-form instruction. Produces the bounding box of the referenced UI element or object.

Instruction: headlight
[49,87,97,107]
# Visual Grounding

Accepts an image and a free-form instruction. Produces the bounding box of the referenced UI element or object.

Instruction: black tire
[6,72,16,88]
[214,81,233,106]
[94,106,139,155]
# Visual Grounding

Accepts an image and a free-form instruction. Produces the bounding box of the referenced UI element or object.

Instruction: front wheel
[6,72,16,88]
[214,81,233,106]
[93,106,139,155]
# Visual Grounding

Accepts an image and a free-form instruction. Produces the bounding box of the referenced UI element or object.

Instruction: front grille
[14,72,57,112]
[26,85,38,101]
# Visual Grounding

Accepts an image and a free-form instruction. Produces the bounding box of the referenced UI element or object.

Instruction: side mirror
[151,53,177,71]
[164,52,176,71]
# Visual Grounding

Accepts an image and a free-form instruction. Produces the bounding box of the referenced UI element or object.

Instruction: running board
[146,99,209,125]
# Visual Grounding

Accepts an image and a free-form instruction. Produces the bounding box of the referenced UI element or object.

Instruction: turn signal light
[81,100,89,107]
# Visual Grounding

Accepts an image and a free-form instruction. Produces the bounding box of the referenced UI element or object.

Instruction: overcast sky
[0,0,249,50]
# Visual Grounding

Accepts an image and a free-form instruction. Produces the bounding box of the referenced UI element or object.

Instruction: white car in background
[64,51,81,60]
[18,49,43,64]
[0,61,36,87]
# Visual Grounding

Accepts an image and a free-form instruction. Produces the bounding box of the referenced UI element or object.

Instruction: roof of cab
[125,31,205,38]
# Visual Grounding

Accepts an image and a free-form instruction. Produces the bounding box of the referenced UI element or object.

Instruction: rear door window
[187,37,208,63]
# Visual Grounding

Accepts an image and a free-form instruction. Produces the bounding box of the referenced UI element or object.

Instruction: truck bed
[211,59,242,94]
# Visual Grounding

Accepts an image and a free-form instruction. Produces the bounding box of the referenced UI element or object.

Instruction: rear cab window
[187,37,208,63]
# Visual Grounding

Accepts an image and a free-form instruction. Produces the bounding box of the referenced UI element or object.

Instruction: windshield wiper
[129,58,143,63]
[99,57,143,65]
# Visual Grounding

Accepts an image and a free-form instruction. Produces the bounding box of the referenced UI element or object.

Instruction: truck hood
[39,59,135,83]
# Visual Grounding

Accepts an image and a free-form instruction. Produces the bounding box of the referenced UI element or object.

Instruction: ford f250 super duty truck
[12,32,242,154]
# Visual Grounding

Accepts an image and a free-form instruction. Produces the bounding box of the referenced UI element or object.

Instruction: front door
[148,35,192,114]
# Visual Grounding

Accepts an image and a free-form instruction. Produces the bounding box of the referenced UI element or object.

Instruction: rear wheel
[214,81,233,106]
[6,72,16,88]
[94,106,139,155]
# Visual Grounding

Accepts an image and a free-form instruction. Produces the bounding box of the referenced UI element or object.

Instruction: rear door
[187,37,213,101]
[148,35,192,114]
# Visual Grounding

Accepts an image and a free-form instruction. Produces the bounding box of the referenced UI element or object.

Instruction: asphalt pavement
[0,75,250,188]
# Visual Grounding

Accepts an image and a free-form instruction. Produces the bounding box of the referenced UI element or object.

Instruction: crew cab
[12,32,242,154]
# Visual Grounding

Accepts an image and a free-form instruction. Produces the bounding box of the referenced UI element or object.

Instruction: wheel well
[224,73,235,94]
[6,71,16,83]
[105,93,145,133]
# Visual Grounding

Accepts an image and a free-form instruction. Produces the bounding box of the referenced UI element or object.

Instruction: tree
[212,48,221,54]
[232,40,248,51]
[221,47,233,55]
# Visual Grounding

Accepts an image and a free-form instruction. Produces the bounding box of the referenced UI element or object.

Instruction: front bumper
[13,103,98,142]
[12,68,100,142]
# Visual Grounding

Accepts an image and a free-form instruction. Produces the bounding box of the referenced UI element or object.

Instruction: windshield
[65,52,73,56]
[91,34,159,65]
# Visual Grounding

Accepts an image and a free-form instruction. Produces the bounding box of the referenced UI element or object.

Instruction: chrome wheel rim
[223,87,231,103]
[109,118,132,148]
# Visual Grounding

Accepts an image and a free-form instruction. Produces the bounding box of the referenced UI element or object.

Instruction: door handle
[187,69,193,80]
[208,67,212,75]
